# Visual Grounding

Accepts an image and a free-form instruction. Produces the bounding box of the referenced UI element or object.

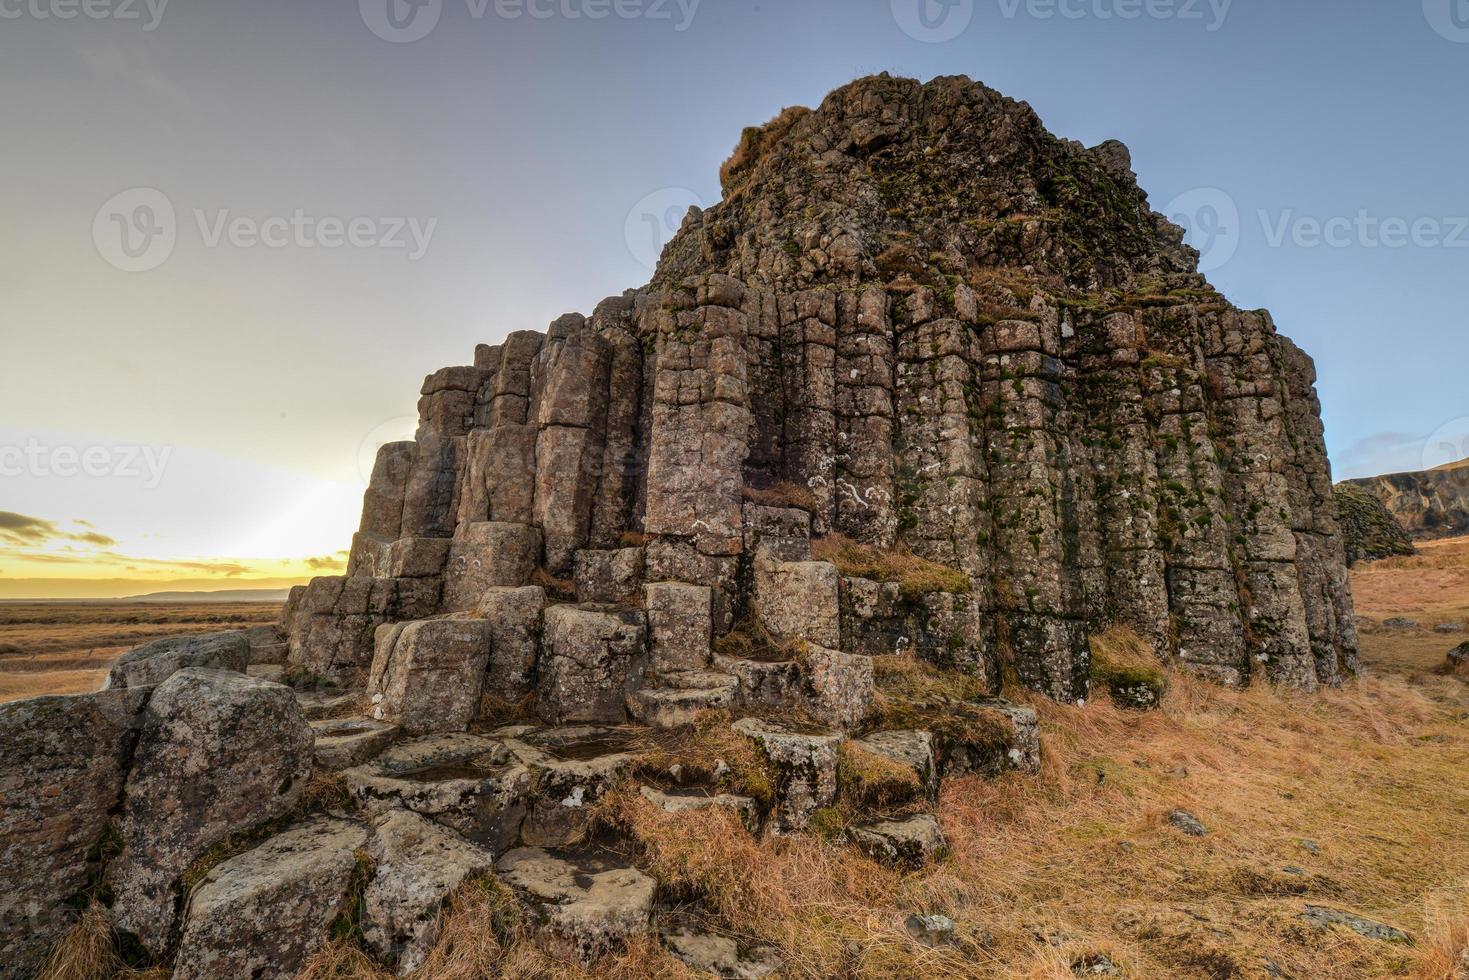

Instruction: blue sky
[0,0,1464,594]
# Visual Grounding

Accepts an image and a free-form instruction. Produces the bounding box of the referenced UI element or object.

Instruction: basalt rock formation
[1343,458,1469,543]
[291,72,1357,699]
[4,74,1362,979]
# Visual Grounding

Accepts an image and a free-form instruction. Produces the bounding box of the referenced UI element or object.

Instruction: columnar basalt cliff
[3,75,1362,979]
[289,73,1357,703]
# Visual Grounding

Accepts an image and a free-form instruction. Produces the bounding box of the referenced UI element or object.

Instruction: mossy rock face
[1334,484,1416,565]
[1100,675,1165,711]
[1091,662,1167,711]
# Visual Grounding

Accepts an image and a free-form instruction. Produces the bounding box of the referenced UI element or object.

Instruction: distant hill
[1343,457,1469,542]
[121,589,292,604]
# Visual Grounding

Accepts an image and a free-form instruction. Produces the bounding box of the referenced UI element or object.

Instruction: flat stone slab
[639,785,759,833]
[311,717,399,771]
[343,734,528,851]
[662,928,784,978]
[495,847,655,961]
[1300,906,1411,943]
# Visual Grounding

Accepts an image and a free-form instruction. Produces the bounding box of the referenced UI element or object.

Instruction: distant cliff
[1343,459,1469,542]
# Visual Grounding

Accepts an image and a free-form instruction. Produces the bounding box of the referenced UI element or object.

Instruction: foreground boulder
[108,669,315,955]
[0,688,150,979]
[174,817,367,980]
[363,810,495,973]
[104,630,250,690]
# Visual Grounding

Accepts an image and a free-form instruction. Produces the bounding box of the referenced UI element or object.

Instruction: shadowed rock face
[1333,484,1416,565]
[288,73,1357,702]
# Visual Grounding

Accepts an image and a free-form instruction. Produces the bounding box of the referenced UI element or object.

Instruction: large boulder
[367,618,493,735]
[538,605,647,724]
[173,817,367,980]
[0,689,150,979]
[362,810,495,974]
[103,631,250,690]
[108,669,314,955]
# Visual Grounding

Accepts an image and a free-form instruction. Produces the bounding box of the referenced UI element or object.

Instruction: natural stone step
[656,669,740,692]
[295,689,363,721]
[627,677,738,729]
[342,734,529,852]
[847,814,947,868]
[731,718,842,832]
[852,730,938,798]
[503,726,644,846]
[638,785,759,832]
[879,696,1042,777]
[311,717,399,771]
[362,810,496,974]
[494,847,656,961]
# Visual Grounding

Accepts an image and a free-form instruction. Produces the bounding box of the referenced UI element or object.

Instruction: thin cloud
[306,551,349,571]
[0,512,118,549]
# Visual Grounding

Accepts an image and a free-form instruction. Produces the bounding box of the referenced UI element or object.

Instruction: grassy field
[21,541,1469,978]
[0,602,281,702]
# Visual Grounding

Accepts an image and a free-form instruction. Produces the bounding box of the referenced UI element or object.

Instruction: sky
[0,0,1465,598]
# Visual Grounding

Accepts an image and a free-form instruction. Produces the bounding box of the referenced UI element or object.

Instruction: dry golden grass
[1352,536,1469,624]
[812,534,972,598]
[35,903,115,980]
[742,480,819,513]
[0,601,281,703]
